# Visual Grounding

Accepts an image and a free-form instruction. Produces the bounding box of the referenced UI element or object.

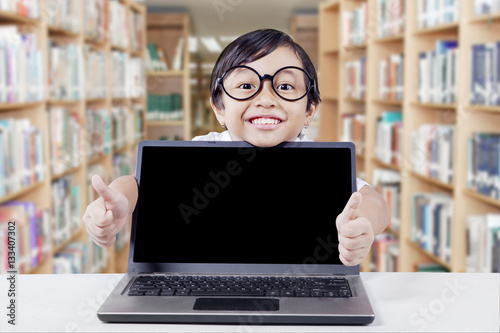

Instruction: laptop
[97,140,375,325]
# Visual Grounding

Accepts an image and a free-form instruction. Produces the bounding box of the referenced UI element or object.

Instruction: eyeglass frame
[216,65,316,102]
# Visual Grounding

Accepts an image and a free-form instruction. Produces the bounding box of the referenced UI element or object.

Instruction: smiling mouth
[249,117,282,125]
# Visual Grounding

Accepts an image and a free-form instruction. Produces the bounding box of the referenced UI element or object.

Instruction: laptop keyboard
[127,275,352,298]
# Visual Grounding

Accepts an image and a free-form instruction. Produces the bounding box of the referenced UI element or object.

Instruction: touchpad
[193,298,279,311]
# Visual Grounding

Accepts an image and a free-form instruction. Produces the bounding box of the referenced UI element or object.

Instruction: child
[83,29,390,266]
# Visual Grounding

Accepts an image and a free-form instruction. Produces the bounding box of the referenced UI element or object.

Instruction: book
[417,0,459,29]
[84,0,109,42]
[412,192,453,264]
[345,57,366,100]
[474,0,500,15]
[109,0,129,49]
[371,233,399,272]
[342,2,368,46]
[47,0,81,33]
[86,107,112,160]
[467,214,500,272]
[377,0,405,38]
[48,107,82,176]
[467,132,500,199]
[411,124,455,184]
[379,53,404,101]
[84,46,107,100]
[0,26,44,104]
[372,169,401,232]
[375,111,402,166]
[341,113,366,154]
[0,0,40,18]
[418,40,458,104]
[48,41,84,101]
[51,175,81,246]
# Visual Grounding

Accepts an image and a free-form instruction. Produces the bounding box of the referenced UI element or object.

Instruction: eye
[277,83,294,91]
[238,83,255,89]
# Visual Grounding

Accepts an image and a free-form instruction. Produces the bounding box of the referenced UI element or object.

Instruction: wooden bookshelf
[145,13,192,141]
[0,0,146,274]
[318,0,500,273]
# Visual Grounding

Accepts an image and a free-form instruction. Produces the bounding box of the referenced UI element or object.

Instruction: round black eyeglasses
[217,66,315,102]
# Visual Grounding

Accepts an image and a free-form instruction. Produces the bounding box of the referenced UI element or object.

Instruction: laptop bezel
[126,140,359,276]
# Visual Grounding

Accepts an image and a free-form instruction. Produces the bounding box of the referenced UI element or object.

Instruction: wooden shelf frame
[318,0,500,273]
[0,0,147,274]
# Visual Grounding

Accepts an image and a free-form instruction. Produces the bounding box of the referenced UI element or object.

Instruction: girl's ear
[210,98,226,127]
[304,104,318,127]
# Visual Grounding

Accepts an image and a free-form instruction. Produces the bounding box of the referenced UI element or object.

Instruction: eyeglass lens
[221,67,309,101]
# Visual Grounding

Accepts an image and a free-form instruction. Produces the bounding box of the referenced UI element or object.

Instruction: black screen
[133,145,353,266]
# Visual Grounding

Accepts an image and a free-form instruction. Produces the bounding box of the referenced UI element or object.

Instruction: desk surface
[0,272,498,332]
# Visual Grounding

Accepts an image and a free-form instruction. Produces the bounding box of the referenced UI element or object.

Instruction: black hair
[210,29,321,111]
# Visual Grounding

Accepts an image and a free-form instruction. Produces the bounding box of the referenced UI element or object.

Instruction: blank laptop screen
[133,145,353,266]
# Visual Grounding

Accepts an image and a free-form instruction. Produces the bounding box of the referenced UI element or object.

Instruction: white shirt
[192,131,369,191]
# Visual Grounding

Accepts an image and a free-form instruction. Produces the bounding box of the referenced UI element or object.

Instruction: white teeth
[251,118,280,125]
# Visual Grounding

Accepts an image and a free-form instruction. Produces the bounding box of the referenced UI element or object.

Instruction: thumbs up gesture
[336,192,375,266]
[83,175,130,248]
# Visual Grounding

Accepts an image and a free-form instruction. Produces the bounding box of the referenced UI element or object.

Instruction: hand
[336,192,374,266]
[83,175,130,248]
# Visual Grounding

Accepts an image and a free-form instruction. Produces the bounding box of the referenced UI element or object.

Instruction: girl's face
[211,46,318,147]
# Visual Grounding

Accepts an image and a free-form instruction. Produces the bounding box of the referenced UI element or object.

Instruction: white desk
[0,272,498,332]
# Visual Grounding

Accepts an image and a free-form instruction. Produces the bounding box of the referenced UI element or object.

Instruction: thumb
[337,192,362,228]
[91,174,121,209]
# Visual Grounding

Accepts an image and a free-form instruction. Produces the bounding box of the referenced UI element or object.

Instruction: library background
[0,0,499,275]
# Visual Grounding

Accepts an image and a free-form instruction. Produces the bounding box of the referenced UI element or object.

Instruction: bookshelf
[318,0,500,273]
[0,0,146,274]
[145,13,192,141]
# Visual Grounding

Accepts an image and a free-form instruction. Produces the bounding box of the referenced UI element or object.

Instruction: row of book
[48,41,84,101]
[111,105,144,151]
[86,107,111,160]
[0,118,45,197]
[467,132,500,200]
[111,52,145,99]
[411,124,455,185]
[109,0,129,49]
[372,168,401,232]
[341,113,366,155]
[146,39,185,72]
[418,40,459,104]
[0,0,40,18]
[112,152,135,251]
[411,192,453,264]
[345,58,366,100]
[84,47,107,100]
[375,111,402,166]
[47,0,81,33]
[376,0,405,39]
[51,175,81,247]
[342,2,368,46]
[146,93,184,121]
[475,0,500,15]
[0,202,51,274]
[54,240,108,274]
[84,0,109,43]
[466,213,500,273]
[48,107,82,176]
[0,27,44,104]
[379,54,404,101]
[417,0,459,30]
[130,9,145,54]
[371,233,398,272]
[470,42,500,106]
